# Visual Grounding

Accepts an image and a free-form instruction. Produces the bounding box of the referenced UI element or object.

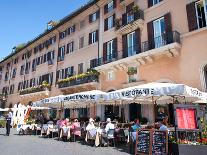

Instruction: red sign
[176,108,197,129]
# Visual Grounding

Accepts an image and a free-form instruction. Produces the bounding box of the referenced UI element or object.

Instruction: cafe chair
[107,129,115,147]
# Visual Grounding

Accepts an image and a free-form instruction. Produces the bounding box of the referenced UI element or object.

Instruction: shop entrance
[129,103,141,122]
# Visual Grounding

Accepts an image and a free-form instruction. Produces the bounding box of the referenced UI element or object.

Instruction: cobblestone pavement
[0,128,130,155]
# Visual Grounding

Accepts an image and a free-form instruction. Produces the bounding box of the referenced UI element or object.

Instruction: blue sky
[0,0,89,59]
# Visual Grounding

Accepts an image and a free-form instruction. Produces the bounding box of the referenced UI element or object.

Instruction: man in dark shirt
[6,111,12,136]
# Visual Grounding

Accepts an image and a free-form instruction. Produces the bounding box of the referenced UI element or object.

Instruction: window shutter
[113,14,116,27]
[72,41,74,52]
[164,13,173,44]
[186,2,198,32]
[89,14,92,23]
[104,18,108,31]
[73,25,76,32]
[66,43,69,54]
[71,66,74,76]
[135,29,141,54]
[148,0,153,8]
[103,42,107,62]
[147,21,154,50]
[56,71,59,81]
[122,34,128,58]
[52,51,55,59]
[104,4,108,14]
[89,32,92,45]
[113,38,117,58]
[96,10,100,19]
[58,48,61,57]
[96,30,99,42]
[113,0,116,9]
[126,2,134,13]
[122,13,127,26]
[67,28,71,35]
[65,68,68,78]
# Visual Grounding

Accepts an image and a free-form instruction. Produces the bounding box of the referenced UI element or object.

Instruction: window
[79,36,84,49]
[153,0,161,5]
[58,69,65,80]
[14,58,18,64]
[5,72,9,81]
[78,63,83,74]
[59,31,66,39]
[9,85,15,94]
[68,25,76,35]
[89,10,100,23]
[89,30,98,44]
[47,51,55,65]
[196,1,207,29]
[12,68,17,78]
[20,65,25,75]
[107,40,113,61]
[25,62,30,74]
[108,1,114,13]
[127,31,136,56]
[107,70,115,80]
[127,12,134,24]
[58,46,65,61]
[92,31,97,44]
[153,17,165,48]
[80,20,85,29]
[108,15,114,29]
[65,66,74,78]
[66,41,74,54]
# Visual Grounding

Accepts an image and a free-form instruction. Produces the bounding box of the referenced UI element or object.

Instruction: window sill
[181,27,207,38]
[144,1,165,14]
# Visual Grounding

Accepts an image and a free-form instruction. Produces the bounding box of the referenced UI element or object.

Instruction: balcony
[58,71,99,93]
[95,31,181,70]
[116,10,144,34]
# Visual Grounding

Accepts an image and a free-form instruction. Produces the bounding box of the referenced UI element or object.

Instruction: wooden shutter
[96,10,100,19]
[122,34,128,58]
[66,43,69,53]
[126,2,134,13]
[113,0,116,9]
[104,4,108,14]
[52,51,55,59]
[65,68,68,78]
[103,42,107,62]
[89,32,92,45]
[164,13,173,44]
[113,14,116,27]
[104,18,108,31]
[135,29,141,54]
[71,66,74,76]
[96,30,99,42]
[72,41,74,52]
[89,14,92,23]
[56,71,59,82]
[186,2,198,31]
[122,13,127,26]
[148,0,153,8]
[147,21,154,50]
[113,38,117,58]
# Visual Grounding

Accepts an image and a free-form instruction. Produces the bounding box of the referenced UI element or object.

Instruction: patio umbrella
[107,82,207,104]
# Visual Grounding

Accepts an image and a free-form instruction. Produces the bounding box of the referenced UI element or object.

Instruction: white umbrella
[107,82,207,104]
[0,108,9,111]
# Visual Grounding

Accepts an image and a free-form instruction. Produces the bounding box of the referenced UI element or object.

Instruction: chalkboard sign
[136,130,152,155]
[152,130,168,155]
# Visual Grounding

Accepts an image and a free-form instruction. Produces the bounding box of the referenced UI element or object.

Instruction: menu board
[136,130,151,154]
[176,108,197,130]
[152,131,167,155]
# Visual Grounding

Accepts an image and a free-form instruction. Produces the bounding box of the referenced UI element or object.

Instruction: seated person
[72,119,81,137]
[131,119,141,132]
[101,118,115,146]
[86,118,95,131]
[159,116,169,131]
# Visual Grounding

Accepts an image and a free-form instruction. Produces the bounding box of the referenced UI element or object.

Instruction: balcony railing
[58,74,99,89]
[116,10,144,30]
[96,31,180,66]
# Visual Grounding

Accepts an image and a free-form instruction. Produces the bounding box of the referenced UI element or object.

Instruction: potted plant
[132,5,139,13]
[127,67,137,75]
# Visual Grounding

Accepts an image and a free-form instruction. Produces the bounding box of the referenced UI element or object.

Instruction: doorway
[129,103,141,122]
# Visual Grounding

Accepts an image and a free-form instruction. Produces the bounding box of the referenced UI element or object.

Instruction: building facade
[0,0,207,122]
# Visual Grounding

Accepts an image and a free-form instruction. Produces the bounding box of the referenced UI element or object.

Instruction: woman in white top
[86,118,95,131]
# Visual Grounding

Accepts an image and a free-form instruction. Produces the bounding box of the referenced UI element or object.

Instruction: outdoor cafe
[1,82,207,155]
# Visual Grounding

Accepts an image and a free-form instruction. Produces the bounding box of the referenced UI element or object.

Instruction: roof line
[0,0,99,64]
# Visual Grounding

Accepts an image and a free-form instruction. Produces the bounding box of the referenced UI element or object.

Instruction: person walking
[6,110,12,136]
